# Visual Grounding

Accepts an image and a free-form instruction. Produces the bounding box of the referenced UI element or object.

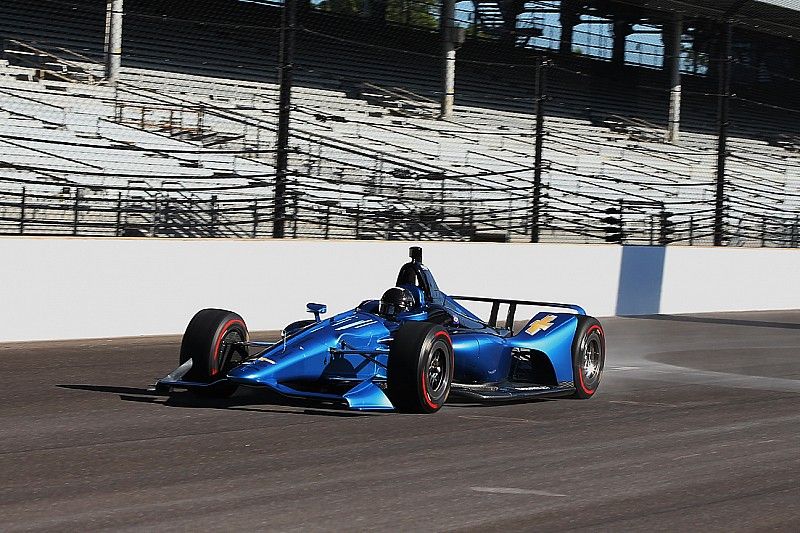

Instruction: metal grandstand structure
[0,0,798,246]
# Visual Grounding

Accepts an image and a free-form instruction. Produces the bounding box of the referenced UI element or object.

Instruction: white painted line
[470,487,567,497]
[609,400,679,408]
[459,415,538,423]
[672,453,701,461]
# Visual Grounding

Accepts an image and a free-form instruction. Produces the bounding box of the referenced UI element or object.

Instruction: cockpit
[365,247,483,329]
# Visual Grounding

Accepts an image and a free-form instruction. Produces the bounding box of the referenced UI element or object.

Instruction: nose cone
[227,361,277,385]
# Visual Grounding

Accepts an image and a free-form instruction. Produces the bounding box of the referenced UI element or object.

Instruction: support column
[440,0,457,119]
[559,0,578,55]
[274,0,297,239]
[665,14,683,143]
[104,0,124,85]
[612,19,631,66]
[530,57,546,243]
[714,21,732,247]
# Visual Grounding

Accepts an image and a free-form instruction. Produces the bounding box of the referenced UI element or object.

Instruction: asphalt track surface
[2,311,799,532]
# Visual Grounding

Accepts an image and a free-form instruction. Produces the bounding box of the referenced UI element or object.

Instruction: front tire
[387,322,454,413]
[180,308,249,398]
[570,316,605,399]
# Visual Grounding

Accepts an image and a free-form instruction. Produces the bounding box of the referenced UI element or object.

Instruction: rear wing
[449,295,586,332]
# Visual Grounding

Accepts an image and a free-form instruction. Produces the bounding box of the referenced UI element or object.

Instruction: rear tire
[570,316,605,399]
[387,322,454,413]
[180,308,249,398]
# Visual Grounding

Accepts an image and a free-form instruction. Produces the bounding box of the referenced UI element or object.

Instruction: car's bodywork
[158,247,594,410]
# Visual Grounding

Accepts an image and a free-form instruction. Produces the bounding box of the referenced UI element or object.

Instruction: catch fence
[0,0,798,246]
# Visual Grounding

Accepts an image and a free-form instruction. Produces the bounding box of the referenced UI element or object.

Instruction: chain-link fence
[0,0,798,245]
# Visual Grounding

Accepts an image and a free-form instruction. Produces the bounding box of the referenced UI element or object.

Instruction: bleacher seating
[0,0,797,244]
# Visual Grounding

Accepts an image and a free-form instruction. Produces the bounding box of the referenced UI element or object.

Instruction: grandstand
[0,0,798,245]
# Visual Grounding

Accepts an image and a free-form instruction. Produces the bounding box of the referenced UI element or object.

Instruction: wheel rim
[583,337,601,382]
[217,328,245,373]
[427,347,446,393]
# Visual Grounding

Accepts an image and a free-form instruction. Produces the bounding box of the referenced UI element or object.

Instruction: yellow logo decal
[526,314,558,336]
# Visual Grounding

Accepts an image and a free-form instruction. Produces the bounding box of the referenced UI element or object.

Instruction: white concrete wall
[659,246,800,313]
[0,237,797,342]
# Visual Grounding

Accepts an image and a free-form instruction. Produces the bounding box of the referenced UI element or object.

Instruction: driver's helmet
[379,287,415,317]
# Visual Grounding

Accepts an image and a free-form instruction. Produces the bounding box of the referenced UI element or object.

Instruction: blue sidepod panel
[447,313,578,384]
[509,313,578,383]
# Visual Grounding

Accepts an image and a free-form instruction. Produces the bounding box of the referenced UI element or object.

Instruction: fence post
[761,216,766,247]
[324,204,331,240]
[689,216,694,245]
[292,190,298,238]
[252,200,259,238]
[659,209,675,245]
[713,21,732,246]
[151,195,159,237]
[530,56,547,243]
[19,187,26,234]
[72,188,81,236]
[163,196,171,236]
[355,204,360,239]
[115,192,122,236]
[210,195,218,238]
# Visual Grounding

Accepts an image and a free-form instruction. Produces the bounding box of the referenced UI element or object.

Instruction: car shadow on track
[57,384,379,417]
[58,385,561,415]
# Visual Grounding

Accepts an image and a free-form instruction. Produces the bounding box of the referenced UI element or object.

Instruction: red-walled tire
[570,316,605,399]
[387,322,454,413]
[180,308,248,398]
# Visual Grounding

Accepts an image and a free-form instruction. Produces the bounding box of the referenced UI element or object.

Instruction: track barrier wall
[0,237,798,342]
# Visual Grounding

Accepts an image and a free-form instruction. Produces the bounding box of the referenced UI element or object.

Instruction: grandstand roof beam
[103,0,124,85]
[664,13,683,143]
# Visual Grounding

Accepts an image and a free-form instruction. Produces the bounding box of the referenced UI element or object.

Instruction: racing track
[1,310,799,532]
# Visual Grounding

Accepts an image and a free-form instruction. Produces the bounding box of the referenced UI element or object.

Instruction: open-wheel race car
[156,247,605,413]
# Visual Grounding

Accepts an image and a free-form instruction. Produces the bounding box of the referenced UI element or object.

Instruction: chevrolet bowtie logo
[526,314,558,336]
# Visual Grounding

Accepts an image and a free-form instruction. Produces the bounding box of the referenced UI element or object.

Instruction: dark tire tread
[180,308,248,398]
[570,316,605,399]
[387,321,453,413]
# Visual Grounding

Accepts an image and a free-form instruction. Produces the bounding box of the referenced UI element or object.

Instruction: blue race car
[156,247,605,413]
